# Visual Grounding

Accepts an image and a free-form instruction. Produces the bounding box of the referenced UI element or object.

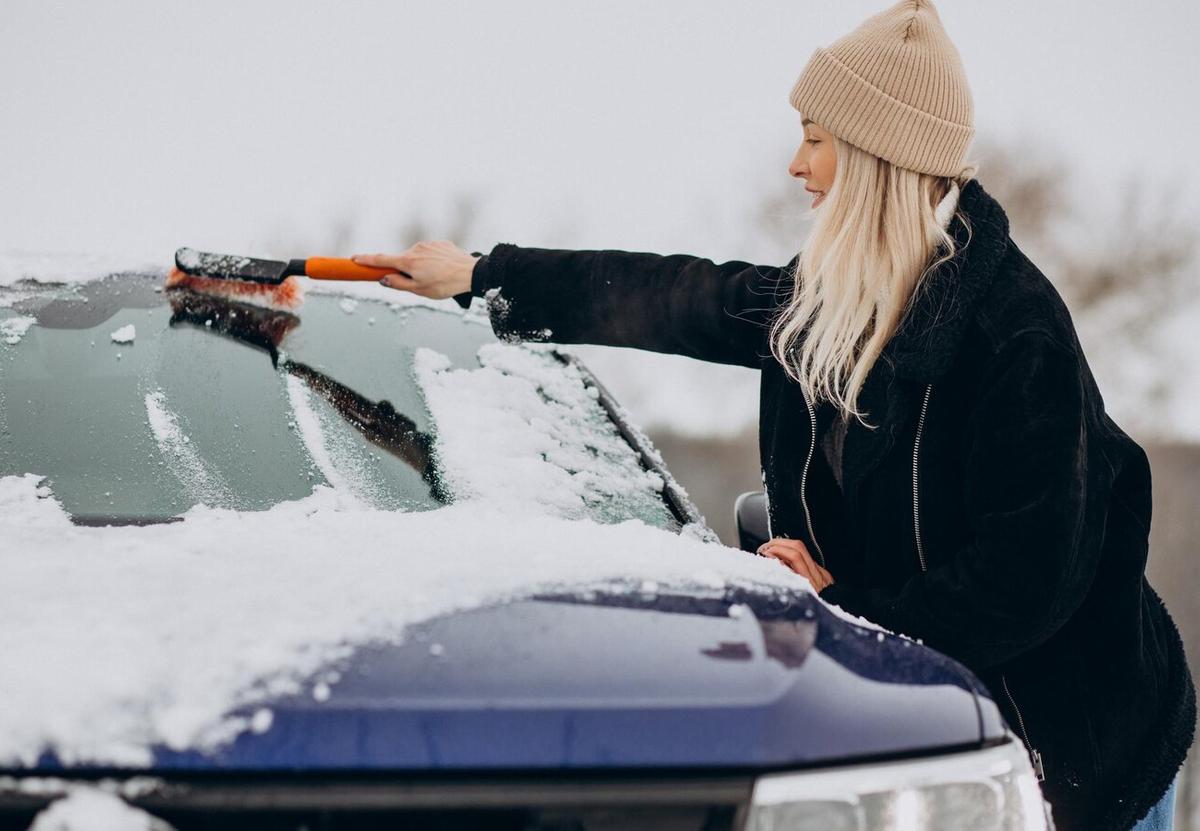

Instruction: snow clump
[27,785,174,831]
[0,315,36,345]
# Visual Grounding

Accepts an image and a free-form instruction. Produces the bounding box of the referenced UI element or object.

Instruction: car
[0,268,1053,830]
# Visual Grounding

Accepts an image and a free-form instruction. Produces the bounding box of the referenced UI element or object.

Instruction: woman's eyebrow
[801,118,813,127]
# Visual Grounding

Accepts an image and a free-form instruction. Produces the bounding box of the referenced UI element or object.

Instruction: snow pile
[0,472,850,767]
[0,251,162,314]
[414,343,666,520]
[338,297,358,314]
[109,324,136,344]
[27,786,172,831]
[1,315,36,345]
[0,252,161,289]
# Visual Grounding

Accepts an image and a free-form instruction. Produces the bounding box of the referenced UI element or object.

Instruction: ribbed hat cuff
[789,47,975,178]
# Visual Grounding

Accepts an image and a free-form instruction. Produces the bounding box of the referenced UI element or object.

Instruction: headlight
[745,737,1052,831]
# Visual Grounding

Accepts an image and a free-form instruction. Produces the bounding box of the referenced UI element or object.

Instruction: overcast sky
[2,0,1198,268]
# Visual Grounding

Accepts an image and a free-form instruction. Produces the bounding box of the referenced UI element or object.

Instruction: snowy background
[2,0,1198,826]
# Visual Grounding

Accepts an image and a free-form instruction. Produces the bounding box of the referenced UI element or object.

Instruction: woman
[354,1,1194,828]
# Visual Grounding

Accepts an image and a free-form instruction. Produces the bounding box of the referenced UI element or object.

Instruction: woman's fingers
[351,252,406,270]
[759,543,815,580]
[756,538,811,560]
[351,242,475,299]
[756,537,833,590]
[348,253,404,292]
[784,544,833,591]
[783,542,827,583]
[759,545,792,568]
[378,272,418,291]
[772,552,817,583]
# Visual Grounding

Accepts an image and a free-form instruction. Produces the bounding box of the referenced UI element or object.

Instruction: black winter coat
[465,177,1195,831]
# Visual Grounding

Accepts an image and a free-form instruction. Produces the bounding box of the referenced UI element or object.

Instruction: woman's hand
[352,241,479,300]
[757,537,835,592]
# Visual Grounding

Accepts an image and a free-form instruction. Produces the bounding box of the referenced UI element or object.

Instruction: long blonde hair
[769,134,977,428]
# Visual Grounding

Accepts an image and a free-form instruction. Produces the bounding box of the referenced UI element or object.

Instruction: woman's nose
[789,149,806,179]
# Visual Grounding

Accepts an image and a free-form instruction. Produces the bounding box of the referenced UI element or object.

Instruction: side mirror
[735,491,770,553]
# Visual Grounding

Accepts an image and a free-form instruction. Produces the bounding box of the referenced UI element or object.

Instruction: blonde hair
[769,134,977,428]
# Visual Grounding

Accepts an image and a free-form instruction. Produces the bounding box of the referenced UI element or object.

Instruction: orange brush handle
[304,257,399,282]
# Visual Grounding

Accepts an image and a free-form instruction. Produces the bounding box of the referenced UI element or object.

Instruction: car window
[0,274,678,530]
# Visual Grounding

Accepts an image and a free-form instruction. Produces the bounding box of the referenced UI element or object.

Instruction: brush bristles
[164,267,305,311]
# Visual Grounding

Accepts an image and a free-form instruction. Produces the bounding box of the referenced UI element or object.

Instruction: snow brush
[165,247,402,311]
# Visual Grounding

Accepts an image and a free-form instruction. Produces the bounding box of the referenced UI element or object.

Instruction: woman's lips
[810,190,826,208]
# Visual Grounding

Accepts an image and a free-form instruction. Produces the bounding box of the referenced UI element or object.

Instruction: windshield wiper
[166,289,450,503]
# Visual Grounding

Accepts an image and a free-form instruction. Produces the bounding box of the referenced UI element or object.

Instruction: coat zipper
[911,384,934,572]
[911,382,1045,782]
[761,469,775,540]
[798,384,827,568]
[1001,674,1046,781]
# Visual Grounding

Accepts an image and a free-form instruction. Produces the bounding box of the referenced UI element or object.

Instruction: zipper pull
[1030,748,1045,782]
[761,470,775,540]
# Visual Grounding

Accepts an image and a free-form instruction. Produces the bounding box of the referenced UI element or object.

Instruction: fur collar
[935,180,960,231]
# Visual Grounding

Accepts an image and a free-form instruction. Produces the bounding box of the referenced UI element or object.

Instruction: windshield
[0,273,677,530]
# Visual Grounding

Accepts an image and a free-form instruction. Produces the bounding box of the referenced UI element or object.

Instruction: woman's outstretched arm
[354,241,797,369]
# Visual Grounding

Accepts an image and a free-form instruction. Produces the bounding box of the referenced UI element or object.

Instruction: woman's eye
[806,139,820,145]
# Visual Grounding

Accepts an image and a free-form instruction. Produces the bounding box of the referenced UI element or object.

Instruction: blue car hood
[28,587,1005,773]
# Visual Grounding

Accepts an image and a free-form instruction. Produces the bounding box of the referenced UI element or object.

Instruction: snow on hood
[0,473,886,768]
[23,785,172,831]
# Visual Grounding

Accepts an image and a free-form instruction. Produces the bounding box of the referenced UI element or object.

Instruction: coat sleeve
[466,243,796,369]
[818,331,1110,672]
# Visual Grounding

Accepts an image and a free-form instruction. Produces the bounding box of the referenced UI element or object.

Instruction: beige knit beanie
[789,0,974,177]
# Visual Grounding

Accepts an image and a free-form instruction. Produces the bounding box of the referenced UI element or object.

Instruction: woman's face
[789,119,837,209]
